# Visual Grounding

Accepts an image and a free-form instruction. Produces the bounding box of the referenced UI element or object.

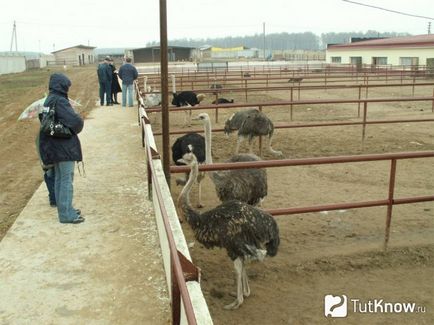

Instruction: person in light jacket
[39,73,85,224]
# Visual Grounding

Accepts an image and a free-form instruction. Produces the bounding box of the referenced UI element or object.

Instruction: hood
[48,73,71,97]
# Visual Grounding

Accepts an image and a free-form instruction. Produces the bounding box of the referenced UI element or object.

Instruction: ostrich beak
[177,158,187,164]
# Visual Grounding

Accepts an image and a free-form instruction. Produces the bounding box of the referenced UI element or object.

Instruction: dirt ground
[2,68,433,324]
[154,80,434,324]
[0,67,98,238]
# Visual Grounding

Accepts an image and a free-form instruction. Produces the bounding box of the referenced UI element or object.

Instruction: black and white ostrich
[177,151,280,309]
[193,113,267,206]
[224,108,283,157]
[212,98,234,104]
[172,91,206,127]
[171,134,206,208]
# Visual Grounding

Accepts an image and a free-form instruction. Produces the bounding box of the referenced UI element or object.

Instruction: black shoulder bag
[40,99,72,138]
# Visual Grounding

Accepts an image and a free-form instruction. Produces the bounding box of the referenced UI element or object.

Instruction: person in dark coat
[39,73,85,224]
[109,60,121,104]
[97,56,113,106]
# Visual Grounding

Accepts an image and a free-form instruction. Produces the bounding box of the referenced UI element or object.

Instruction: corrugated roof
[328,34,434,50]
[132,45,196,51]
[52,44,96,53]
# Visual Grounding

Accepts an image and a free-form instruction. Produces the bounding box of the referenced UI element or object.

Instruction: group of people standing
[97,56,138,108]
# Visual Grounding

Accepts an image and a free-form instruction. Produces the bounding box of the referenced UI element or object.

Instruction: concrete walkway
[0,106,170,324]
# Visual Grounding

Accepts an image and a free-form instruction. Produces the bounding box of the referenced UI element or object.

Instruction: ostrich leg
[241,262,250,297]
[224,258,244,310]
[235,136,245,154]
[248,139,254,154]
[267,134,283,157]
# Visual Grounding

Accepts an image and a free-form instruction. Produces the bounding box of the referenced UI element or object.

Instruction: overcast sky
[0,0,432,53]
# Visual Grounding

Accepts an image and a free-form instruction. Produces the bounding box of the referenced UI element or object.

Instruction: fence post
[245,79,248,101]
[362,101,368,142]
[171,258,181,325]
[290,87,294,121]
[432,88,434,113]
[259,105,263,155]
[384,158,397,250]
[357,85,362,117]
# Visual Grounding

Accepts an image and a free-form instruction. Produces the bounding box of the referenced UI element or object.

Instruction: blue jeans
[54,161,79,223]
[122,83,134,107]
[99,81,112,105]
[44,168,56,206]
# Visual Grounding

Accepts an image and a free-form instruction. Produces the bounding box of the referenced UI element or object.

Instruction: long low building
[326,34,434,68]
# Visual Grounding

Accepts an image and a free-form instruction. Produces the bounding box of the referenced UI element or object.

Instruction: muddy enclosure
[152,81,434,324]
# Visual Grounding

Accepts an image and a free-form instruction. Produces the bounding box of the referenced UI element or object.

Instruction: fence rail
[170,151,434,250]
[135,81,212,325]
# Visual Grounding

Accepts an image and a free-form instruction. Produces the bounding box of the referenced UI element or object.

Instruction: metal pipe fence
[135,83,212,324]
[170,151,434,250]
[147,95,434,147]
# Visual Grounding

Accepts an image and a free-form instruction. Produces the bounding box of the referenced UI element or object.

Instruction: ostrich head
[224,113,236,136]
[196,93,206,103]
[192,112,210,123]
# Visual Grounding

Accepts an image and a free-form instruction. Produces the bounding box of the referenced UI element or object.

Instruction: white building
[52,45,96,66]
[326,34,434,68]
[0,52,26,75]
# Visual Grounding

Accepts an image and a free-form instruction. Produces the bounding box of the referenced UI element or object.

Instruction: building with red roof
[326,34,434,68]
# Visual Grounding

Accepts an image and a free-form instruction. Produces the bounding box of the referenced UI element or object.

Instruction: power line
[342,0,434,20]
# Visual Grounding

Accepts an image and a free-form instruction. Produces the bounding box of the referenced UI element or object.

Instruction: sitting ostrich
[171,133,206,208]
[224,109,283,157]
[193,113,267,206]
[177,151,280,309]
[172,91,206,127]
[212,98,234,104]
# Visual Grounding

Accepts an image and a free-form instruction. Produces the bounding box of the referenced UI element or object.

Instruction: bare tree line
[147,30,410,51]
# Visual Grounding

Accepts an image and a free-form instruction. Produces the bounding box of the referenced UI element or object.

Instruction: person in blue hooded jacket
[39,73,85,224]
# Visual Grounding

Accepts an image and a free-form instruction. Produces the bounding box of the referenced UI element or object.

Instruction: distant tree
[147,31,411,51]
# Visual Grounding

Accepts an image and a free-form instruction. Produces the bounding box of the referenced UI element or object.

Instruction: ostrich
[224,109,283,157]
[172,91,206,127]
[177,151,280,309]
[193,113,267,206]
[171,135,206,208]
[288,77,303,83]
[212,98,234,104]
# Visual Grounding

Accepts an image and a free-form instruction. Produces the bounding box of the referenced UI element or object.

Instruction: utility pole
[10,20,18,52]
[428,21,432,34]
[263,22,266,60]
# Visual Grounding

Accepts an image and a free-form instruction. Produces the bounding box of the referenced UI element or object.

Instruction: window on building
[331,56,342,63]
[350,56,363,71]
[372,57,387,65]
[400,57,419,66]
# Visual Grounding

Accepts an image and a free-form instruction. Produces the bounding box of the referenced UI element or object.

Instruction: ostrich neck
[178,160,201,228]
[204,118,213,165]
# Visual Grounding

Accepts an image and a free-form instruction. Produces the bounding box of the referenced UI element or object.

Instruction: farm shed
[200,46,259,59]
[131,46,196,63]
[95,48,129,64]
[0,52,26,75]
[51,44,96,66]
[326,34,434,69]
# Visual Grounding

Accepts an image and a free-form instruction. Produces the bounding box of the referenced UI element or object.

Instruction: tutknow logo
[325,294,426,317]
[324,295,348,317]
